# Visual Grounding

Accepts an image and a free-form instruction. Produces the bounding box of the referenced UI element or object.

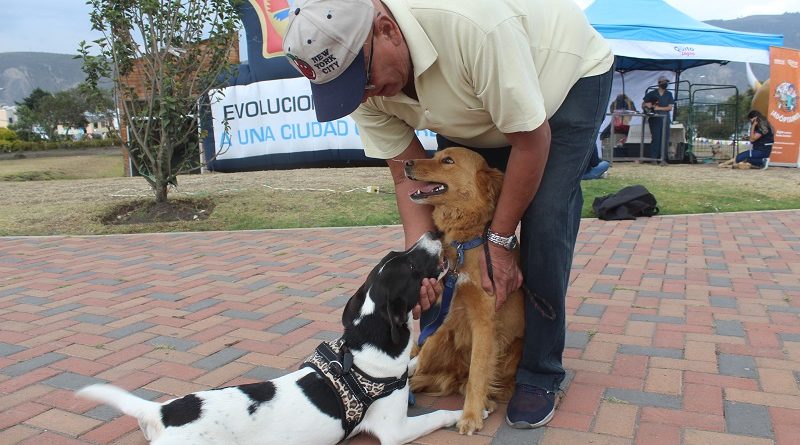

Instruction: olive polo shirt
[351,0,614,159]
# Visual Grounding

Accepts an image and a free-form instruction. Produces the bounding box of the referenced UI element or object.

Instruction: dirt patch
[1,170,63,181]
[102,198,215,225]
[0,146,121,161]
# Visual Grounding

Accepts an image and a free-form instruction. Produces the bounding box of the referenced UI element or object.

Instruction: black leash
[482,224,557,321]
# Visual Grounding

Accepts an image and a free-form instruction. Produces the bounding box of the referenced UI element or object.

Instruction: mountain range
[0,12,798,106]
[682,13,800,90]
[0,52,86,106]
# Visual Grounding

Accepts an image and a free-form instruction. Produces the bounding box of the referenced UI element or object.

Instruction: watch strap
[486,229,517,250]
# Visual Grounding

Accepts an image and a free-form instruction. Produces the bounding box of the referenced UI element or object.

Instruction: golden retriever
[403,147,525,435]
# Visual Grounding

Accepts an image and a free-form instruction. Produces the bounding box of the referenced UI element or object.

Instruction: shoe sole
[505,407,555,429]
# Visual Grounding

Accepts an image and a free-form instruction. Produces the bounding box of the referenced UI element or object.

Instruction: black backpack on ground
[592,185,659,221]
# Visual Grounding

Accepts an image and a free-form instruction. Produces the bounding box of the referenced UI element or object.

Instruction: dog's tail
[76,384,164,441]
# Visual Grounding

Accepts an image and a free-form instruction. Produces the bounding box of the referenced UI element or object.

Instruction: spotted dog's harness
[301,338,408,439]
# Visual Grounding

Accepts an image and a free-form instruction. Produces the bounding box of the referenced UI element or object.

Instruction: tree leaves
[79,0,241,202]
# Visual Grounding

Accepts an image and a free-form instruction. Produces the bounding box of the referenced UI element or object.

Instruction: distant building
[56,112,117,139]
[0,106,17,128]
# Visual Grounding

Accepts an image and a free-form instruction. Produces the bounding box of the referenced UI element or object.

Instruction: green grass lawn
[0,152,124,181]
[579,175,800,217]
[1,151,798,236]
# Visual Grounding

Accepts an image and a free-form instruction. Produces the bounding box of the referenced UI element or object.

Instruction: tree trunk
[154,180,168,203]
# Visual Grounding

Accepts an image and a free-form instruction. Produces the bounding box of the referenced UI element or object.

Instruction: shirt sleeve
[664,92,675,106]
[350,102,417,160]
[470,19,547,133]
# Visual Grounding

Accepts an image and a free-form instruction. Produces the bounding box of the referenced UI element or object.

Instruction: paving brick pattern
[1,210,799,444]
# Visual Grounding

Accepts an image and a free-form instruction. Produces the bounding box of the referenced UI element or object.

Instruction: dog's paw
[482,409,490,420]
[457,415,484,435]
[446,409,463,426]
[484,399,497,414]
[407,356,419,376]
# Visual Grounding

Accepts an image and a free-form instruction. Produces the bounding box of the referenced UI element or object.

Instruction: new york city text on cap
[282,0,375,121]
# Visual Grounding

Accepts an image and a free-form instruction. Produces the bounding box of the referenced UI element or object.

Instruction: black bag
[592,185,659,221]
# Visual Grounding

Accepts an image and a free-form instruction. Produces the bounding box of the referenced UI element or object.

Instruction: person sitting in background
[600,93,636,142]
[718,110,774,169]
[610,93,636,135]
[581,147,610,180]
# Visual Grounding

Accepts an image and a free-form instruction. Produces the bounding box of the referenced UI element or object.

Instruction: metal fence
[684,84,742,162]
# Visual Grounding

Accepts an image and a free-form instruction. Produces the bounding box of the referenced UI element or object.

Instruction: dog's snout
[415,231,442,254]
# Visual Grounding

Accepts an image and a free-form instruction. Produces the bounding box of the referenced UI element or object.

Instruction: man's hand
[412,277,442,319]
[480,243,523,311]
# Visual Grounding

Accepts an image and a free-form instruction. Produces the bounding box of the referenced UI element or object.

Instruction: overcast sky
[1,0,799,55]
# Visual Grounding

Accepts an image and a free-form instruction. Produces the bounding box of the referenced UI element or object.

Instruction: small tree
[13,88,88,140]
[79,0,240,202]
[47,90,92,138]
[13,88,53,140]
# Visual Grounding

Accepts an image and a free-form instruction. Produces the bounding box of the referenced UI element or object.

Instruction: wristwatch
[486,229,518,251]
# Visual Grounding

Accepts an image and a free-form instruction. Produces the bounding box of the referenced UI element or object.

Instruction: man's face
[360,14,413,102]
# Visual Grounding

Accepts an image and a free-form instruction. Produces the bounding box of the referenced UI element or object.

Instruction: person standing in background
[642,75,674,164]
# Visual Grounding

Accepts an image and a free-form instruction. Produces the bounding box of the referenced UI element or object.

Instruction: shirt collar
[382,0,437,79]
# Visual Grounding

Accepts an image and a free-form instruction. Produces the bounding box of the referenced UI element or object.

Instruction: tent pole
[673,70,681,119]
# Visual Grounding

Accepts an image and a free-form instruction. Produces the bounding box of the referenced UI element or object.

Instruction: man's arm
[749,122,762,142]
[482,123,551,310]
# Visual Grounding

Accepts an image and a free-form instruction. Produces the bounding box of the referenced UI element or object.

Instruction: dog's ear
[476,166,505,203]
[386,298,408,344]
[342,283,366,327]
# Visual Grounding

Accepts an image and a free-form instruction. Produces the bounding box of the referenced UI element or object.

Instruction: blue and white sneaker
[581,160,610,180]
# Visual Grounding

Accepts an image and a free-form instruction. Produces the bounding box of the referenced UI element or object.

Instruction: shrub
[0,136,122,153]
[0,128,18,141]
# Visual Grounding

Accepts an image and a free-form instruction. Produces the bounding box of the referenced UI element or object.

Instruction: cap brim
[310,50,367,122]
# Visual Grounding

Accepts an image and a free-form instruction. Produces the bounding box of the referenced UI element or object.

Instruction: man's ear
[386,298,408,344]
[376,13,403,46]
[342,283,366,327]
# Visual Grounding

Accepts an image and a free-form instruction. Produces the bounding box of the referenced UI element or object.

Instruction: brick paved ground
[1,210,799,445]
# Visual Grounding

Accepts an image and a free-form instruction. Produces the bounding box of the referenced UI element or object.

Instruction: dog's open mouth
[409,182,447,200]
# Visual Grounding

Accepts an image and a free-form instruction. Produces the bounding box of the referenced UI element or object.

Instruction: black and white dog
[76,232,466,445]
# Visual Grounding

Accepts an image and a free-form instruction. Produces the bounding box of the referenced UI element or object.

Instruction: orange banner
[767,47,800,167]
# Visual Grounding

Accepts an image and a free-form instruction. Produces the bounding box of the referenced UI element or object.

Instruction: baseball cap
[658,75,670,82]
[282,0,375,122]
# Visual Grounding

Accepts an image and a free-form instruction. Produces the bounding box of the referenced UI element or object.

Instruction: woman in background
[719,110,774,169]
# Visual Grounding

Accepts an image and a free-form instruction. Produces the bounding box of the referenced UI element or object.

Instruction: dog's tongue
[408,183,440,197]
